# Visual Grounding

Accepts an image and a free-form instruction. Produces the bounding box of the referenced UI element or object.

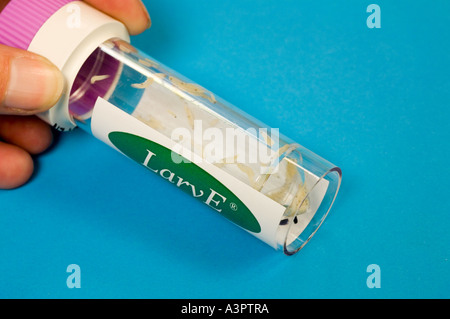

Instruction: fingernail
[5,56,65,112]
[139,0,151,29]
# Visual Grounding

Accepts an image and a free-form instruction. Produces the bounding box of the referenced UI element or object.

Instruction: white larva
[90,75,110,84]
[131,77,154,89]
[184,105,195,130]
[139,58,159,68]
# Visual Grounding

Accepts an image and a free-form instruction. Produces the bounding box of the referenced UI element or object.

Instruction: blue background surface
[1,0,449,298]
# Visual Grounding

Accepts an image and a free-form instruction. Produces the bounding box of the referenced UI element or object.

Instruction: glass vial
[69,38,342,255]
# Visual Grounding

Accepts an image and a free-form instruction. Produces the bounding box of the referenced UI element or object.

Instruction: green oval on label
[109,132,261,233]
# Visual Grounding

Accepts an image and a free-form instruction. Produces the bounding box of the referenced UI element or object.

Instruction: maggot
[117,41,136,54]
[131,77,154,89]
[261,130,275,147]
[167,110,177,118]
[236,163,256,187]
[184,105,195,130]
[139,58,159,68]
[169,76,217,104]
[90,75,110,85]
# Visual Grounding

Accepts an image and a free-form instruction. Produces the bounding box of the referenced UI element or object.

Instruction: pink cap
[0,0,129,131]
[0,0,74,50]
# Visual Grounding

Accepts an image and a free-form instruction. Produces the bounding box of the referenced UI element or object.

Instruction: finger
[0,141,34,189]
[0,115,53,155]
[84,0,151,35]
[0,45,65,116]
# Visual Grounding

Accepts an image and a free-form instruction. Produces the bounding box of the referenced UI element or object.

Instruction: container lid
[0,0,74,50]
[0,0,130,131]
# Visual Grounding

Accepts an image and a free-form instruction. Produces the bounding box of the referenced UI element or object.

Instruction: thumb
[0,44,64,115]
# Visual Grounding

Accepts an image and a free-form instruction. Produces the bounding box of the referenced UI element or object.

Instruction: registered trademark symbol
[230,202,238,211]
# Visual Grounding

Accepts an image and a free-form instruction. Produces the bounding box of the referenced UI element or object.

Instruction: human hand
[0,0,150,189]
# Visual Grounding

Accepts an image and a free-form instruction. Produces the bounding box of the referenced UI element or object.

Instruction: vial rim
[283,166,342,256]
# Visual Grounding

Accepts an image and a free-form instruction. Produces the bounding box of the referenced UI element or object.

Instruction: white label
[91,97,287,248]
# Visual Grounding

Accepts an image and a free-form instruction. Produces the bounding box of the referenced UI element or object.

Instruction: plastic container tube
[69,38,342,255]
